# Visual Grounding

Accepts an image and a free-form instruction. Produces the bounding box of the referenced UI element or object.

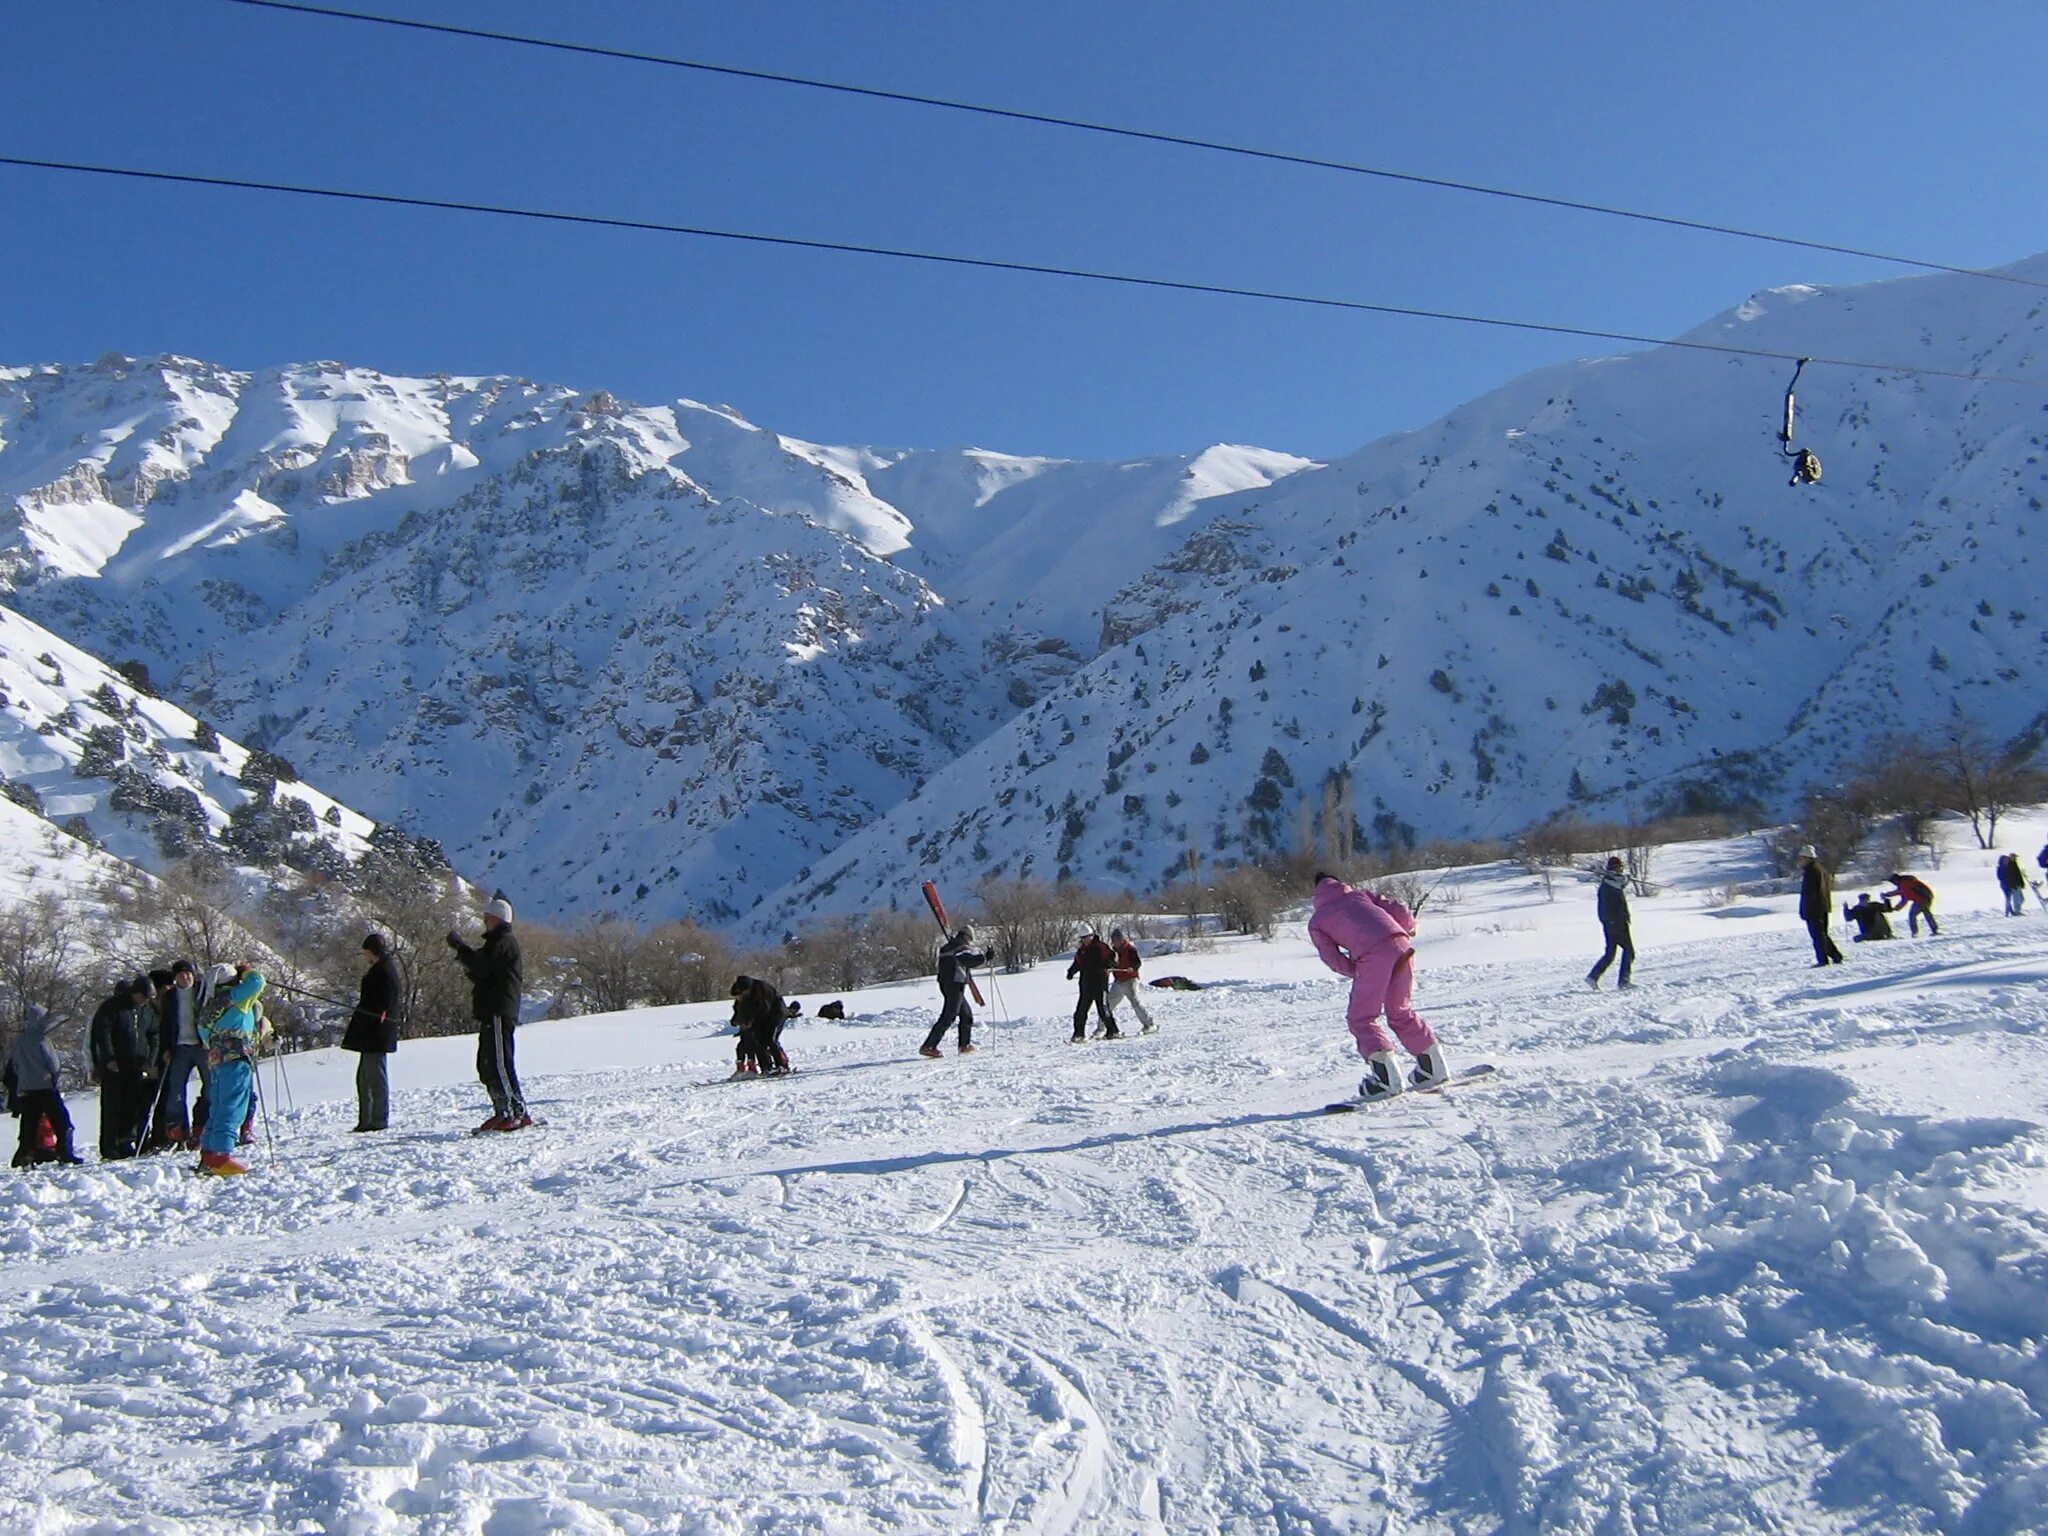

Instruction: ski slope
[5,818,2048,1534]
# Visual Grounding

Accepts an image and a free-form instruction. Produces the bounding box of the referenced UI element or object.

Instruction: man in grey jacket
[7,1006,82,1166]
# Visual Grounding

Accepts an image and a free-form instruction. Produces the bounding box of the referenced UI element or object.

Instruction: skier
[343,933,402,1132]
[6,1005,82,1167]
[730,975,791,1076]
[1105,929,1156,1034]
[921,928,986,1058]
[1882,872,1939,936]
[1309,872,1447,1103]
[1995,854,2027,917]
[1585,856,1635,990]
[1066,929,1117,1042]
[150,959,212,1149]
[188,964,259,1149]
[447,898,530,1131]
[1798,846,1845,966]
[1843,892,1894,942]
[88,975,158,1160]
[196,967,266,1177]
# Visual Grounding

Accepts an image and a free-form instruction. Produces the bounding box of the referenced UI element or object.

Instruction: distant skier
[344,933,402,1132]
[1883,872,1940,936]
[448,898,530,1131]
[88,976,158,1160]
[1585,856,1635,990]
[1798,846,1845,966]
[1106,929,1156,1034]
[1309,873,1447,1103]
[1995,854,2027,917]
[7,1006,82,1167]
[1843,892,1895,942]
[730,975,791,1076]
[1066,930,1117,1042]
[196,967,266,1177]
[921,928,986,1058]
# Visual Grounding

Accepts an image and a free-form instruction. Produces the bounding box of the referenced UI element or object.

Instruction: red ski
[921,880,985,1006]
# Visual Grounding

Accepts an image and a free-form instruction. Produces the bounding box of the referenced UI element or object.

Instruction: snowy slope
[7,815,2047,1532]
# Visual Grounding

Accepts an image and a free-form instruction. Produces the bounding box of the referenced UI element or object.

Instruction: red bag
[34,1113,57,1153]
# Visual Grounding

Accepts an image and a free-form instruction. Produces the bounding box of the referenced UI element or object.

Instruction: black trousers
[1589,923,1634,985]
[1072,979,1112,1035]
[13,1089,78,1166]
[354,1051,390,1129]
[98,1068,151,1159]
[923,987,973,1051]
[1806,916,1844,964]
[477,1016,525,1116]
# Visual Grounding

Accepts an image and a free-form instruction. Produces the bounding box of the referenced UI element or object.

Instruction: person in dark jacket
[1995,854,2027,917]
[89,976,159,1159]
[730,975,790,1076]
[149,959,212,1148]
[447,898,528,1131]
[921,928,987,1058]
[344,933,403,1132]
[1586,856,1636,990]
[1844,893,1894,942]
[7,1005,82,1166]
[1066,930,1118,1042]
[1798,846,1845,966]
[1883,873,1939,936]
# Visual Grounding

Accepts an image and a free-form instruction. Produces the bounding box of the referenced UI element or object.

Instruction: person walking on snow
[196,968,266,1176]
[1883,872,1940,936]
[344,934,403,1132]
[1309,872,1447,1103]
[1995,854,2027,917]
[1798,846,1845,966]
[1106,929,1156,1034]
[7,1006,83,1167]
[1586,856,1635,990]
[448,898,529,1131]
[921,928,987,1057]
[1066,930,1118,1042]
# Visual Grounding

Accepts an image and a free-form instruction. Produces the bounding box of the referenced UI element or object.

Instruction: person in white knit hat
[447,896,529,1131]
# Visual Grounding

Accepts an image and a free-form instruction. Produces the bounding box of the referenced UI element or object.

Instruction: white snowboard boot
[1409,1046,1450,1090]
[1358,1051,1403,1103]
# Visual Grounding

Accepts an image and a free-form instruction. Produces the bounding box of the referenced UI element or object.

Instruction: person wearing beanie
[1309,872,1448,1104]
[921,928,988,1058]
[343,933,403,1132]
[1105,928,1156,1034]
[149,958,211,1150]
[1798,846,1844,966]
[88,975,159,1160]
[7,1005,83,1166]
[1065,929,1118,1042]
[1586,857,1636,991]
[448,897,528,1131]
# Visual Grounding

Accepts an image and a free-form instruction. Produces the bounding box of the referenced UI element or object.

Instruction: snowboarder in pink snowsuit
[1308,873,1448,1102]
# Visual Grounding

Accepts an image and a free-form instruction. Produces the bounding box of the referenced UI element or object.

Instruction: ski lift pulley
[1778,358,1822,486]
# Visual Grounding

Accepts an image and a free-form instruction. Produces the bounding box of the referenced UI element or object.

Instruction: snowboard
[1324,1063,1499,1113]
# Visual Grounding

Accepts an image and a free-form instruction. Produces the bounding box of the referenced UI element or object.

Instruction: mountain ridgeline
[2,254,2044,932]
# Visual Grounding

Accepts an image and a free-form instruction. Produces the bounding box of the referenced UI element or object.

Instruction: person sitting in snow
[1843,893,1894,942]
[1308,872,1447,1103]
[7,1005,83,1167]
[1882,873,1939,936]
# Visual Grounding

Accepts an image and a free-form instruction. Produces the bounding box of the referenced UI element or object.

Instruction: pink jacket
[1308,879,1417,979]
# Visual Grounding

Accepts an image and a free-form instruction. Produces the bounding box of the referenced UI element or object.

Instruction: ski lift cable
[4,154,2047,396]
[208,0,2048,296]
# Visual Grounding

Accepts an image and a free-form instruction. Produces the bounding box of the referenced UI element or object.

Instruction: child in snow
[1843,893,1894,942]
[1308,873,1447,1102]
[197,968,266,1177]
[921,928,986,1057]
[1883,873,1939,936]
[1586,856,1635,990]
[1105,929,1156,1034]
[6,1006,83,1167]
[1066,930,1117,1042]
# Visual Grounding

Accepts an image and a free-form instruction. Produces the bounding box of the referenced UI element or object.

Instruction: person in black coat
[344,933,403,1132]
[1066,931,1118,1042]
[1586,857,1635,989]
[88,976,159,1159]
[730,975,790,1076]
[447,898,528,1131]
[1798,846,1845,966]
[1843,893,1894,942]
[921,928,988,1057]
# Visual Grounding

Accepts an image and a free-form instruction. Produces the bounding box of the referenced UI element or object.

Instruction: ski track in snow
[5,843,2048,1532]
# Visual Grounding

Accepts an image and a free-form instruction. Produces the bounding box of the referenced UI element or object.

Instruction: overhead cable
[212,0,2048,295]
[3,152,2044,393]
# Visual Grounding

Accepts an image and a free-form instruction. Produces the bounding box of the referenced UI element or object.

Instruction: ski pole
[254,1055,277,1161]
[275,1049,297,1115]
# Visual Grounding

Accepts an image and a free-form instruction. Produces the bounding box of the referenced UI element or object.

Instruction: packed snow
[6,815,2047,1533]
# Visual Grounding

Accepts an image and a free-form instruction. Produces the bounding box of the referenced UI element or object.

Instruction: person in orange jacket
[1105,929,1156,1035]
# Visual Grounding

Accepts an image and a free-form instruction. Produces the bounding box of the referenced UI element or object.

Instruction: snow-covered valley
[6,817,2046,1533]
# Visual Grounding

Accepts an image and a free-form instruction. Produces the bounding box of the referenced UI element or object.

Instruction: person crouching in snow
[1309,872,1447,1102]
[921,928,986,1058]
[196,967,265,1176]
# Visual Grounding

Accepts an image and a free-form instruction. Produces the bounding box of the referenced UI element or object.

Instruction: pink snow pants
[1346,945,1436,1058]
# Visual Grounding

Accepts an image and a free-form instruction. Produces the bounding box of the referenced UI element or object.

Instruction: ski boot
[196,1150,248,1177]
[918,1046,943,1059]
[1357,1051,1403,1103]
[957,1044,977,1054]
[1409,1047,1449,1090]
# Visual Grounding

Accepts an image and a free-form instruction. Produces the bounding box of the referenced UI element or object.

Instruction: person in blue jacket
[197,967,266,1177]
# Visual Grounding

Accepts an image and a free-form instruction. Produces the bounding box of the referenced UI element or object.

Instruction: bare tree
[556,912,644,1016]
[1936,718,2039,849]
[638,919,736,1006]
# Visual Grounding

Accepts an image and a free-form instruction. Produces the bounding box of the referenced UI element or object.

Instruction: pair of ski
[1324,1063,1499,1113]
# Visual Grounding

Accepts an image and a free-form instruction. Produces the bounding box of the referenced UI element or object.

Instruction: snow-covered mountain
[3,253,2044,929]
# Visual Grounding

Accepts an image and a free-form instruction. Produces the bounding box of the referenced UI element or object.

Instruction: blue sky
[3,0,2044,460]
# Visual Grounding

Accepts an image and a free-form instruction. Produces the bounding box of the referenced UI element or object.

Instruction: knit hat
[171,958,196,978]
[1606,857,1623,869]
[952,926,974,945]
[1110,927,1126,942]
[485,898,514,923]
[362,933,388,957]
[1797,845,1818,860]
[149,968,175,989]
